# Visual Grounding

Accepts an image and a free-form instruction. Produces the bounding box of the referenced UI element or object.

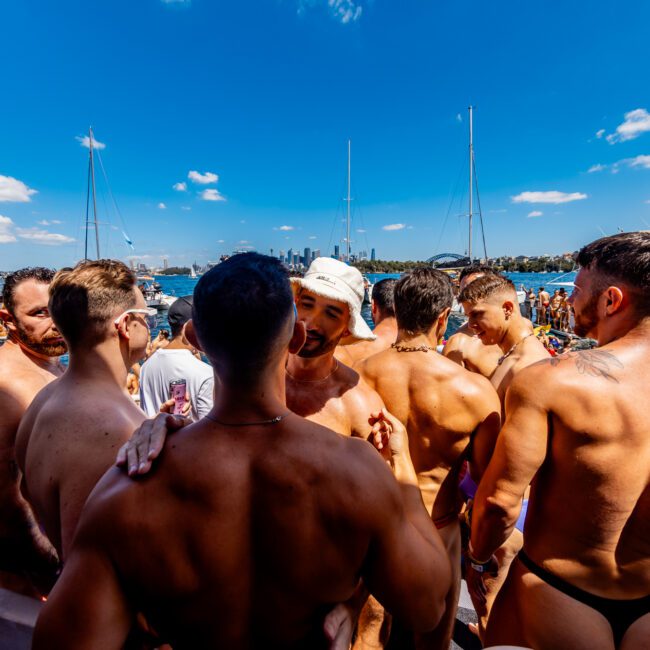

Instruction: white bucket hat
[290,257,376,343]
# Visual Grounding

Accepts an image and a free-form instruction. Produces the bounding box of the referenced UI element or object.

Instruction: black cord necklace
[204,412,291,427]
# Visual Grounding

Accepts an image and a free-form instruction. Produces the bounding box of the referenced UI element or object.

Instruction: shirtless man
[15,260,153,561]
[458,273,549,636]
[335,278,398,366]
[459,274,549,407]
[471,231,650,649]
[0,268,66,595]
[357,268,500,649]
[443,265,502,377]
[33,252,452,649]
[537,286,551,325]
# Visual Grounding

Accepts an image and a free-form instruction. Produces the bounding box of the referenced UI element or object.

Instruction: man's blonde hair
[49,259,137,346]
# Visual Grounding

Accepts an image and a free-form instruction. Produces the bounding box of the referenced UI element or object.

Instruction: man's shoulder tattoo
[548,349,624,383]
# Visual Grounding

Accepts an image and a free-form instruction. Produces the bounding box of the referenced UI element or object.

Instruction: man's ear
[502,299,515,319]
[289,319,306,355]
[0,308,16,332]
[184,320,203,351]
[115,315,131,341]
[604,286,625,316]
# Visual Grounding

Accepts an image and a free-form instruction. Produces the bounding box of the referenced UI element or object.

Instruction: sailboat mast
[346,139,351,262]
[89,127,100,259]
[468,106,473,262]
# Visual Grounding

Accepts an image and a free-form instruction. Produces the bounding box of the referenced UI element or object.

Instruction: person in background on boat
[335,278,398,366]
[458,273,549,639]
[527,287,537,323]
[146,328,170,358]
[519,285,532,320]
[549,289,562,329]
[140,296,214,422]
[537,286,550,325]
[14,260,154,565]
[442,265,503,377]
[471,231,650,649]
[357,267,501,650]
[0,268,65,598]
[33,253,452,649]
[558,287,571,332]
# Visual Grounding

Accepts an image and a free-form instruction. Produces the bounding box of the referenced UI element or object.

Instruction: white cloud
[161,0,190,4]
[298,0,363,23]
[0,175,38,202]
[511,191,588,204]
[76,135,106,150]
[595,129,605,139]
[239,240,250,244]
[200,189,225,202]
[489,209,507,214]
[356,228,366,233]
[217,239,225,243]
[606,108,650,144]
[51,219,62,224]
[279,225,294,231]
[15,227,75,246]
[382,223,406,231]
[645,200,650,204]
[308,235,317,239]
[158,202,167,209]
[456,113,462,123]
[0,215,17,243]
[181,206,191,211]
[173,182,187,192]
[588,164,606,173]
[527,211,543,218]
[37,219,50,226]
[592,155,650,174]
[627,154,650,169]
[188,170,219,185]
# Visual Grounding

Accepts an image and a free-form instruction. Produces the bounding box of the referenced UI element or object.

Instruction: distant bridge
[426,252,471,267]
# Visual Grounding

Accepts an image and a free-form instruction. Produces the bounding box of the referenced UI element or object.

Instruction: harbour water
[151,270,576,340]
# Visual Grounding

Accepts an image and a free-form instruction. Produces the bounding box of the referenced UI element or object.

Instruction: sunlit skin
[15,287,150,561]
[0,279,65,597]
[443,273,502,377]
[470,261,650,649]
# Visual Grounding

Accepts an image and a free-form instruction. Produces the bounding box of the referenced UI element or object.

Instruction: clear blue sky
[1,0,649,270]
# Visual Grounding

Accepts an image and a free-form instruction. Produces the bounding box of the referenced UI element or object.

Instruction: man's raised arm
[360,412,452,633]
[470,367,550,562]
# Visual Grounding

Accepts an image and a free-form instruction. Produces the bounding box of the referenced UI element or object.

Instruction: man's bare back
[442,322,502,377]
[360,348,499,515]
[15,375,145,559]
[476,347,650,648]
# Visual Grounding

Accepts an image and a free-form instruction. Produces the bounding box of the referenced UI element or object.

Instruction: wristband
[467,542,492,572]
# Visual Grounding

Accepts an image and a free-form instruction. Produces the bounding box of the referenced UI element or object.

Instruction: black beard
[572,293,599,339]
[13,322,67,357]
[297,331,339,358]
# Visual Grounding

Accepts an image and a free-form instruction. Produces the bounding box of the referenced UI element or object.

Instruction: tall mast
[468,106,473,262]
[346,139,351,262]
[89,127,100,259]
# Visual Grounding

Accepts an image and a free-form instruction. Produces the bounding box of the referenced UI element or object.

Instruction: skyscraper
[334,244,340,259]
[303,248,311,266]
[371,248,376,261]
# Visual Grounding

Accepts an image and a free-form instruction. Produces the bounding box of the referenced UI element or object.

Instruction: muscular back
[53,417,442,648]
[360,348,500,514]
[15,376,146,559]
[500,346,650,597]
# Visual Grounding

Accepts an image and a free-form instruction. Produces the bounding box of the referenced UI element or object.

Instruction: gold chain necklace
[391,342,436,353]
[285,360,339,382]
[497,333,534,366]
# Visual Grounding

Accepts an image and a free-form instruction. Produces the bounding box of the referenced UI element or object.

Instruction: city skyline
[1,1,650,271]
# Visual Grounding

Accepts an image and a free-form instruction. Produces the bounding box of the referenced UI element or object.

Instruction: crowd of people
[0,231,648,649]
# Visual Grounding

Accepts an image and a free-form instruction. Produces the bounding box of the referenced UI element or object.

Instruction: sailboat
[190,265,197,279]
[82,127,174,309]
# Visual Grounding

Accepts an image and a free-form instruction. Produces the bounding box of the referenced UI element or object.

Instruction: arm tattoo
[549,350,624,383]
